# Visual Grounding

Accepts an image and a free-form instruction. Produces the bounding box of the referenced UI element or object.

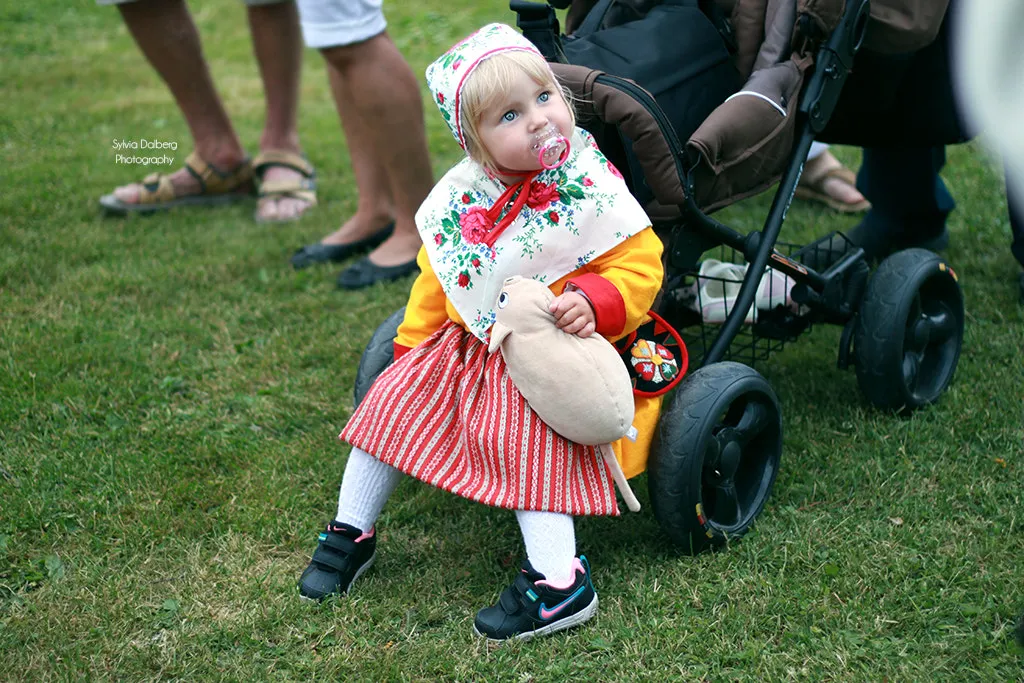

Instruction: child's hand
[549,291,596,338]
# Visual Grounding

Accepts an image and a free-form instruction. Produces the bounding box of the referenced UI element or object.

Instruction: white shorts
[295,0,386,49]
[97,0,284,6]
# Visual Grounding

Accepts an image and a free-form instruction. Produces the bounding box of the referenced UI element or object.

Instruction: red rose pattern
[457,272,470,288]
[434,233,443,245]
[461,193,471,204]
[607,161,623,180]
[459,206,490,244]
[526,181,560,211]
[582,177,594,187]
[548,211,559,224]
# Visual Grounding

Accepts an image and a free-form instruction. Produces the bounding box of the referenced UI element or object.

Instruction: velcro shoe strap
[310,544,351,573]
[498,586,524,614]
[514,572,538,597]
[319,531,359,555]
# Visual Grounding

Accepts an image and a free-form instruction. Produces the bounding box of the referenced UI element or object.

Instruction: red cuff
[565,273,626,336]
[393,342,412,360]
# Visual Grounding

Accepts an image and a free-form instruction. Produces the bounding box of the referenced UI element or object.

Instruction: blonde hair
[460,50,576,172]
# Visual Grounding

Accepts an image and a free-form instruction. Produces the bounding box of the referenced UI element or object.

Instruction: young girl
[299,23,666,641]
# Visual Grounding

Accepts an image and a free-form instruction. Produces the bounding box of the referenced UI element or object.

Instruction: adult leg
[319,33,433,274]
[247,0,315,221]
[1008,169,1024,269]
[797,143,870,212]
[317,60,400,245]
[292,0,432,283]
[850,145,955,260]
[1007,168,1024,301]
[108,0,249,204]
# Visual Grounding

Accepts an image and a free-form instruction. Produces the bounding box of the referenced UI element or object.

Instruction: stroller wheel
[353,307,404,408]
[649,362,782,554]
[854,249,963,414]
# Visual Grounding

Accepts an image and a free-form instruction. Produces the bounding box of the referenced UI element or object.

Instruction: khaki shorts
[97,0,387,48]
[295,0,386,48]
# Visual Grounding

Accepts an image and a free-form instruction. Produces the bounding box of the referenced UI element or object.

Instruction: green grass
[2,1,1023,679]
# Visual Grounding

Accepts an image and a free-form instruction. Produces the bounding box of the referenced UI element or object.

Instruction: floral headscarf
[417,24,652,342]
[426,23,544,151]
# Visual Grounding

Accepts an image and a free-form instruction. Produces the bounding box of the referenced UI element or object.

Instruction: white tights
[335,447,579,585]
[335,447,403,532]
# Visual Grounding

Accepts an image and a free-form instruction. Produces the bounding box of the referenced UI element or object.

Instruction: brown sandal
[795,165,871,214]
[99,152,254,215]
[253,150,318,224]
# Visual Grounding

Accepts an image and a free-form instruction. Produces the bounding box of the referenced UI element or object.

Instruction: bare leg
[317,60,396,246]
[319,32,433,266]
[247,1,314,221]
[111,0,248,203]
[799,148,869,208]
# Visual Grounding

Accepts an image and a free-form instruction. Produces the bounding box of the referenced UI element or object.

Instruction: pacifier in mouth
[530,124,570,170]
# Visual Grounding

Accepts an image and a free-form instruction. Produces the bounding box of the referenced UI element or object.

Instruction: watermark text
[111,138,178,166]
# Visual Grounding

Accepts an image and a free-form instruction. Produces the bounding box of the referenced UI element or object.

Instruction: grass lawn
[2,1,1023,679]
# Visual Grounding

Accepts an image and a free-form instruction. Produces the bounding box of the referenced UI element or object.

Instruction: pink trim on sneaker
[535,557,584,589]
[327,523,376,543]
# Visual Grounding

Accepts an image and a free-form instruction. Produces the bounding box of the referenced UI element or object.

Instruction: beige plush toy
[488,276,642,511]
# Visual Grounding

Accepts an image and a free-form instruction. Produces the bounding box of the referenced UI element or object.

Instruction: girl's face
[475,69,572,178]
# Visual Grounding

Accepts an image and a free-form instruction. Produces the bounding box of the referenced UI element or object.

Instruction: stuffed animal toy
[488,276,642,511]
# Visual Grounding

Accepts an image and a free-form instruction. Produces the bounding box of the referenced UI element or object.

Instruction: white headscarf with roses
[417,23,651,342]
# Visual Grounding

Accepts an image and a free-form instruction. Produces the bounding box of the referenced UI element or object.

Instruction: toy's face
[495,276,552,315]
[489,276,555,352]
[475,69,572,176]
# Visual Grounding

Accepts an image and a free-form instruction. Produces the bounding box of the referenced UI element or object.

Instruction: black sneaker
[473,556,598,641]
[298,521,376,601]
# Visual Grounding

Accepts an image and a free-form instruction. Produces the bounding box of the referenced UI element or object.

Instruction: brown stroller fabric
[685,0,842,212]
[555,0,950,213]
[551,64,689,222]
[554,0,844,213]
[861,0,950,54]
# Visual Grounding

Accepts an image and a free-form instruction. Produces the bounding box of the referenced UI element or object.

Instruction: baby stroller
[352,0,964,553]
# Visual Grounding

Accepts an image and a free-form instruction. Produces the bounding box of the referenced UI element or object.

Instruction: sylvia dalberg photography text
[111,138,178,166]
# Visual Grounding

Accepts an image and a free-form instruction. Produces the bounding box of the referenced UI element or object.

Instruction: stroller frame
[351,0,964,553]
[671,0,871,368]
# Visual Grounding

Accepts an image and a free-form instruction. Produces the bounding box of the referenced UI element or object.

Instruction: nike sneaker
[473,556,598,641]
[298,521,376,601]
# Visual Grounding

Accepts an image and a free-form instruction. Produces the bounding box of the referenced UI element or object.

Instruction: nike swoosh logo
[538,584,586,621]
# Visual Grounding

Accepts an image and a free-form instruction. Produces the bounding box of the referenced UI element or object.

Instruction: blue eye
[538,91,550,103]
[502,110,516,122]
[498,292,509,308]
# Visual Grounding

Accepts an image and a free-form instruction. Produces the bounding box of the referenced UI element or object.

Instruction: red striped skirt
[340,321,619,516]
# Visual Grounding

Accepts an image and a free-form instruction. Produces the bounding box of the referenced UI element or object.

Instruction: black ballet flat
[290,223,394,270]
[336,255,419,290]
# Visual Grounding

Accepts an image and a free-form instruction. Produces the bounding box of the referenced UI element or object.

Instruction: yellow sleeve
[575,227,664,340]
[395,247,450,349]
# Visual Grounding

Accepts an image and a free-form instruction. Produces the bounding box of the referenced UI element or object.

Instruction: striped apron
[341,321,620,516]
